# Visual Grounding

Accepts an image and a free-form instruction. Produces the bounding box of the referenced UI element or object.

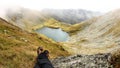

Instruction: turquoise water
[36,27,69,42]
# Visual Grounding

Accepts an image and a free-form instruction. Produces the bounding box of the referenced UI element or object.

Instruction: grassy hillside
[32,18,93,35]
[67,10,120,67]
[0,18,70,68]
[67,10,120,54]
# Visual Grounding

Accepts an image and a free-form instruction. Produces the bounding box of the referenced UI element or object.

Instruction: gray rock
[52,53,113,68]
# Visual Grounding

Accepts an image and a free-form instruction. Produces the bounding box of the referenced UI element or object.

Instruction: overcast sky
[0,0,120,13]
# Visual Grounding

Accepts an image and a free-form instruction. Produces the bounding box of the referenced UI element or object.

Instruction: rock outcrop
[52,53,113,68]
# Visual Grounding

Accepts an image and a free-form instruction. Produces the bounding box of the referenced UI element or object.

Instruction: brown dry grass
[0,18,70,68]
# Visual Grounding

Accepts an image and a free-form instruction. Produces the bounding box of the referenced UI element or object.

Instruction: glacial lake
[35,27,69,42]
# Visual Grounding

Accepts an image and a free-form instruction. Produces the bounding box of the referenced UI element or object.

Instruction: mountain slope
[67,9,120,53]
[5,8,45,31]
[0,18,69,68]
[64,9,120,67]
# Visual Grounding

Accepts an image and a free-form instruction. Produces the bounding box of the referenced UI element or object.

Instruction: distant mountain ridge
[5,8,101,30]
[41,9,101,24]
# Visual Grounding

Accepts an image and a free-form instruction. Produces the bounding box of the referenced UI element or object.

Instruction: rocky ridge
[52,53,113,68]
